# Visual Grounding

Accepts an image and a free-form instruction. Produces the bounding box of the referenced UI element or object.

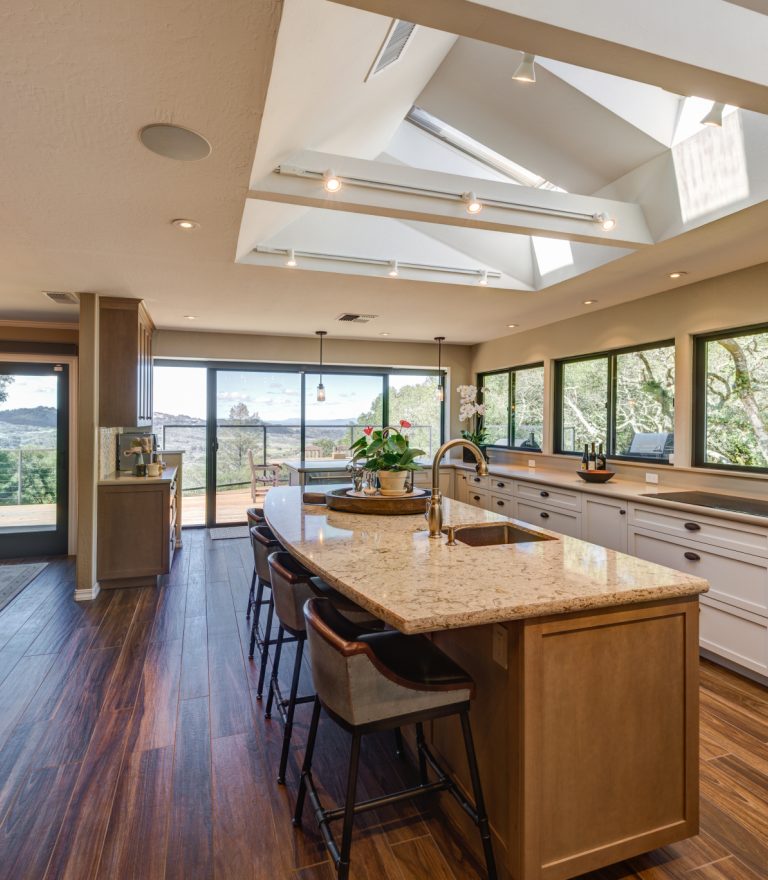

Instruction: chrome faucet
[426,439,488,538]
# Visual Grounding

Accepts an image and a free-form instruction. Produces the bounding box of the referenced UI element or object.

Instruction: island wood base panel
[429,596,699,880]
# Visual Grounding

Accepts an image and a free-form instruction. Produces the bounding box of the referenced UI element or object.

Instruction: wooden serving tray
[325,487,432,516]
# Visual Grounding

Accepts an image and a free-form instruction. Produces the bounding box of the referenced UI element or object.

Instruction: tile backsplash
[99,427,121,478]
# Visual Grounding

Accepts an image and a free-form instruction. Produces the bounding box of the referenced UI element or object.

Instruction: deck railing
[0,448,57,505]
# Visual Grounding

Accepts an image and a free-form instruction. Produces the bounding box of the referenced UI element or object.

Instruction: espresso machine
[117,430,158,474]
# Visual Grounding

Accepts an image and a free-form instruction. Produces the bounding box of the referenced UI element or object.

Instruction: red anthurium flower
[363,426,373,436]
[399,420,411,429]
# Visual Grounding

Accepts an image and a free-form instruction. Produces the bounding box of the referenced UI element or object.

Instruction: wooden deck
[0,540,766,878]
[0,503,56,530]
[182,489,258,527]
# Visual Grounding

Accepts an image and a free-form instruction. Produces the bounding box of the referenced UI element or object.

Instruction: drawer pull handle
[684,522,701,531]
[540,511,550,519]
[540,490,549,497]
[619,509,626,515]
[497,482,505,488]
[473,477,480,483]
[473,495,481,501]
[684,551,701,561]
[497,500,504,507]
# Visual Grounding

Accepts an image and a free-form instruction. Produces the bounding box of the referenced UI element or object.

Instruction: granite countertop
[263,486,707,634]
[456,460,768,527]
[99,465,178,485]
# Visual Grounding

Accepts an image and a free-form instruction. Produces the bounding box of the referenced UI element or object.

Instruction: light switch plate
[645,472,659,484]
[492,624,508,669]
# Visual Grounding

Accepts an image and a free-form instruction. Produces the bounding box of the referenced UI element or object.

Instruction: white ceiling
[1,0,767,346]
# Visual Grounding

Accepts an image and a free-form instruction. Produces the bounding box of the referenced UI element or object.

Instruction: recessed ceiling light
[140,124,211,161]
[379,332,390,337]
[171,219,199,230]
[583,299,597,305]
[184,315,197,320]
[322,169,342,193]
[507,323,518,329]
[463,191,483,214]
[669,271,687,279]
[512,52,536,83]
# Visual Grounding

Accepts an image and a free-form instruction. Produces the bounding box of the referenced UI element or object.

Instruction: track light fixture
[388,260,399,277]
[322,169,342,193]
[462,191,483,215]
[285,248,297,267]
[478,270,489,286]
[701,102,725,127]
[593,212,616,232]
[315,330,327,402]
[435,336,445,402]
[512,52,536,83]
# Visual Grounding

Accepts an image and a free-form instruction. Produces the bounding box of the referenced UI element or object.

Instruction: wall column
[75,293,100,600]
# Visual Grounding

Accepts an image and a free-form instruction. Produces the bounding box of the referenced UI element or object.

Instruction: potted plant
[457,384,488,462]
[349,421,425,495]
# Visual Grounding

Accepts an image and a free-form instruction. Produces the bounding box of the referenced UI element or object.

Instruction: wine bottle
[597,443,607,470]
[590,442,597,470]
[581,443,589,471]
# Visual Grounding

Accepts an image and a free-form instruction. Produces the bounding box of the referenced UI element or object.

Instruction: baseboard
[700,648,768,687]
[74,582,101,602]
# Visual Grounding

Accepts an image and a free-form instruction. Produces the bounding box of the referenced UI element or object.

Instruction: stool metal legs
[460,711,496,876]
[254,594,274,698]
[339,732,362,880]
[246,567,257,619]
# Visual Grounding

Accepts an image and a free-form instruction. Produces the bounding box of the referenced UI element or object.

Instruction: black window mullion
[382,374,389,429]
[508,370,515,448]
[300,372,306,459]
[607,354,617,457]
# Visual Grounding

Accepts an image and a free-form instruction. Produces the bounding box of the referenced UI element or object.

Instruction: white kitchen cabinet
[516,500,581,538]
[466,488,491,510]
[490,493,514,517]
[583,496,628,553]
[515,480,581,512]
[699,595,768,678]
[414,468,453,498]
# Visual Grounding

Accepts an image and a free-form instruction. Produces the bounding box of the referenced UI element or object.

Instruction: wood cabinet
[99,297,155,427]
[97,474,176,587]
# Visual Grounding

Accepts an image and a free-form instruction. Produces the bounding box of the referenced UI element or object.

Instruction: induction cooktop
[641,490,768,518]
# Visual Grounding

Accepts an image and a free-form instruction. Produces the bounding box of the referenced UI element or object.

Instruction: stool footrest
[268,674,314,725]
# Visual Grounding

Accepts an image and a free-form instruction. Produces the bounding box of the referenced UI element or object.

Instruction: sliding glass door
[0,362,69,558]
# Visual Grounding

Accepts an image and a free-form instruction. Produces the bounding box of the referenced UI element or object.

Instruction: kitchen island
[264,486,708,880]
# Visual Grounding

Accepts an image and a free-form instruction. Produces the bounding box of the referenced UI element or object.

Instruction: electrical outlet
[528,459,536,468]
[645,472,659,484]
[492,624,508,669]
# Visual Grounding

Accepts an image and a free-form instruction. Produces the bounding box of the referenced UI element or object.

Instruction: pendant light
[315,330,327,402]
[435,336,445,402]
[701,101,725,127]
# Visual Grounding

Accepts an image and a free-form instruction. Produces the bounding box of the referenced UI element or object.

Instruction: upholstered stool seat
[294,598,497,880]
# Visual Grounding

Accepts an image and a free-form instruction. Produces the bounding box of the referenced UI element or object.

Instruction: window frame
[478,361,545,451]
[554,339,675,463]
[693,321,768,474]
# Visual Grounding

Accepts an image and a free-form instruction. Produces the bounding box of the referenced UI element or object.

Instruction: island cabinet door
[582,496,628,552]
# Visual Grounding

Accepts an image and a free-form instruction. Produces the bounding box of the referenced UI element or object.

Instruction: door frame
[0,354,78,555]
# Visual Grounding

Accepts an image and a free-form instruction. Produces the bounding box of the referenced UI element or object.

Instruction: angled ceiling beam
[329,0,768,115]
[247,150,652,248]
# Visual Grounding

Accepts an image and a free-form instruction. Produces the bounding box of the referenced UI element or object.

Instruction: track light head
[593,212,616,232]
[322,169,342,193]
[512,52,536,83]
[285,248,297,267]
[388,260,399,278]
[701,101,725,127]
[478,270,489,286]
[463,192,483,215]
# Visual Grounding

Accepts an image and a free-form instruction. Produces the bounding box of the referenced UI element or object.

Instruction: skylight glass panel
[406,106,561,190]
[531,236,574,276]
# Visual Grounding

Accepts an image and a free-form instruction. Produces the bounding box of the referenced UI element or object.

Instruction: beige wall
[154,329,473,438]
[471,261,768,471]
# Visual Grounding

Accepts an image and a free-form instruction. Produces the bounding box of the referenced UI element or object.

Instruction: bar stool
[294,598,497,880]
[265,551,382,785]
[245,507,265,619]
[248,524,289,700]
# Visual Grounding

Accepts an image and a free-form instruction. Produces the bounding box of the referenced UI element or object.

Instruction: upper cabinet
[99,298,155,427]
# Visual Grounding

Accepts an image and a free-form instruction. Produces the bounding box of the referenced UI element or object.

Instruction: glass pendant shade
[316,382,326,402]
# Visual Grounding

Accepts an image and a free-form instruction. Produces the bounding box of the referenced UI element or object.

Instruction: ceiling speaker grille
[367,20,416,80]
[336,313,378,324]
[43,291,79,305]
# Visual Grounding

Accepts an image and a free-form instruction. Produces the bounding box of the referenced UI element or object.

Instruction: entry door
[0,362,69,557]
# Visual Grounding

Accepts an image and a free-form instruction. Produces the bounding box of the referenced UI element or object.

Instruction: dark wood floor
[0,533,767,880]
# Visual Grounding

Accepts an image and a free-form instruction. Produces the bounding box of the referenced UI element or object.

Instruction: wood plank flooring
[0,535,766,879]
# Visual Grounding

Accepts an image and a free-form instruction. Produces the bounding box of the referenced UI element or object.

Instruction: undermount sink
[442,522,556,547]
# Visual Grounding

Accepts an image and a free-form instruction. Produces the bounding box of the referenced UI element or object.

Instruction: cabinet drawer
[490,494,514,516]
[700,596,768,677]
[629,503,768,556]
[630,529,768,616]
[516,501,581,538]
[466,488,490,509]
[515,480,581,512]
[465,473,489,491]
[489,477,515,497]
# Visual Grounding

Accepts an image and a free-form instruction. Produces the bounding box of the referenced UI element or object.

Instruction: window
[479,364,544,451]
[555,342,675,461]
[694,323,768,472]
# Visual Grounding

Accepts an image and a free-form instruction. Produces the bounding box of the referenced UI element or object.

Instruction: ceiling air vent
[43,291,79,305]
[336,313,378,324]
[365,19,416,81]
